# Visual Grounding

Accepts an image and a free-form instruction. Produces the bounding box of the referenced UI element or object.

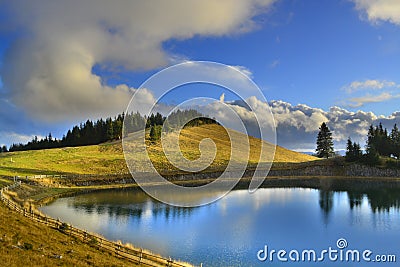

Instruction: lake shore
[3,172,400,267]
[10,173,400,206]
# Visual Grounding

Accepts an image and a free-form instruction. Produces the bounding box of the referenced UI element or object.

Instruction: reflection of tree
[72,203,143,219]
[347,191,364,209]
[319,190,333,225]
[152,202,194,220]
[345,188,400,213]
[366,189,400,213]
[319,190,333,213]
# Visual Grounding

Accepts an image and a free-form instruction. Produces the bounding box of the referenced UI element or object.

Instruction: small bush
[23,242,33,250]
[88,237,98,245]
[59,222,69,231]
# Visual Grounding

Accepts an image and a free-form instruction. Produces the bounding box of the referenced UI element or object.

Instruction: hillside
[0,124,317,177]
[0,200,142,267]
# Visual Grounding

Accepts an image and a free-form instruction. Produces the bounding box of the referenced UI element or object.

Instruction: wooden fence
[0,182,196,267]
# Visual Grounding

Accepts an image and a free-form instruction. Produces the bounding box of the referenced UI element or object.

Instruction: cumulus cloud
[353,0,400,25]
[0,0,276,122]
[270,101,400,151]
[200,97,400,152]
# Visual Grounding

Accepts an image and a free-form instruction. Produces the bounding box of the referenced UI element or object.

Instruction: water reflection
[69,189,196,221]
[40,184,400,266]
[70,186,400,220]
[347,191,364,209]
[319,190,334,224]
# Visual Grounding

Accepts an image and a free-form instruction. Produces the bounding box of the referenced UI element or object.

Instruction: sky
[0,0,400,152]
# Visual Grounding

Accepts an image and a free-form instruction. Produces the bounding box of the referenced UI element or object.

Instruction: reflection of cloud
[1,0,276,122]
[227,188,316,210]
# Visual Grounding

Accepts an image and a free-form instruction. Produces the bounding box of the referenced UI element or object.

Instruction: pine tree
[106,118,114,140]
[316,122,334,159]
[345,138,355,162]
[149,126,156,142]
[345,138,362,162]
[353,143,362,159]
[388,124,399,159]
[366,125,375,155]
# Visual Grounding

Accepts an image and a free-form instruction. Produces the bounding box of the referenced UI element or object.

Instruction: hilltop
[0,124,317,177]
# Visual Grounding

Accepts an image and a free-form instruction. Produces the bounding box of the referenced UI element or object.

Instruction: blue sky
[0,0,400,151]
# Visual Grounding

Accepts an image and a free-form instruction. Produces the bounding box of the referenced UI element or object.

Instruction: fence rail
[0,182,195,267]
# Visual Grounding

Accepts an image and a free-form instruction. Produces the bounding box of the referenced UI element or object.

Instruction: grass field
[0,200,145,267]
[0,124,317,177]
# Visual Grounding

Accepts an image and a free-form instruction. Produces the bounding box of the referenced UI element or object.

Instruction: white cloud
[269,100,328,133]
[219,93,225,103]
[346,92,400,107]
[200,98,400,151]
[1,0,276,122]
[341,79,400,108]
[353,0,400,25]
[342,79,398,93]
[0,132,43,146]
[230,65,254,78]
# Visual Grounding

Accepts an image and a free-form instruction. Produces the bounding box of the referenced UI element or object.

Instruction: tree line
[147,109,217,142]
[6,109,216,152]
[345,123,400,164]
[315,121,400,165]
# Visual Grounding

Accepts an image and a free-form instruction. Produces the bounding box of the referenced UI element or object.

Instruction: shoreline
[3,174,400,266]
[29,174,400,206]
[1,182,195,267]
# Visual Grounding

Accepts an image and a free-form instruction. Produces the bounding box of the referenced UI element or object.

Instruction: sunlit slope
[0,124,317,176]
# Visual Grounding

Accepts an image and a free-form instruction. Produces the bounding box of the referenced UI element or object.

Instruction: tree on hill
[390,124,400,159]
[316,122,334,159]
[149,125,161,142]
[345,138,362,162]
[365,123,397,160]
[7,109,216,152]
[0,145,7,153]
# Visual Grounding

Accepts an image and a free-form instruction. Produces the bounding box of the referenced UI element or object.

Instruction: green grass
[0,124,317,177]
[0,145,127,177]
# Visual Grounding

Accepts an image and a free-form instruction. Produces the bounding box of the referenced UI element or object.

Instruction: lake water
[40,185,400,266]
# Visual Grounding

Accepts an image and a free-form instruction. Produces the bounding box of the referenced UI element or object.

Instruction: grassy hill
[0,200,144,267]
[0,124,317,177]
